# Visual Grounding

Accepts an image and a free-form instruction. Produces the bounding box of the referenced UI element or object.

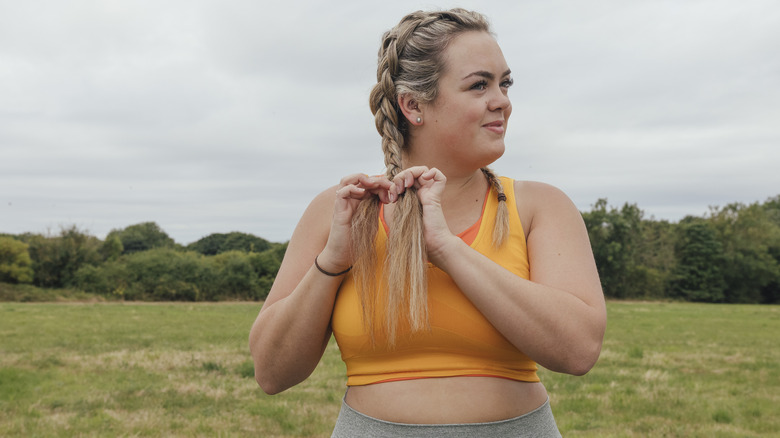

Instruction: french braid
[351,9,508,346]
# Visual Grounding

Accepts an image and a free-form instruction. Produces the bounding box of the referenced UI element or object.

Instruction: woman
[249,9,606,437]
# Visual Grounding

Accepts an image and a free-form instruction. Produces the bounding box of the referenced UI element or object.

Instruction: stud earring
[416,117,422,124]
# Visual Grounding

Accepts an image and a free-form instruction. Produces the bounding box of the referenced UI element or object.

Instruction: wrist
[315,248,352,275]
[314,254,352,276]
[427,234,463,269]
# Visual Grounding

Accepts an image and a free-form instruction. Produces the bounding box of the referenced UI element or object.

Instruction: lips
[483,120,505,134]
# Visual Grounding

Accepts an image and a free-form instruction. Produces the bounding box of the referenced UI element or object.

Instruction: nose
[487,87,511,112]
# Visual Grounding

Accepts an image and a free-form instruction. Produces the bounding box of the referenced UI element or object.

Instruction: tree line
[583,196,780,304]
[1,194,779,304]
[0,222,286,301]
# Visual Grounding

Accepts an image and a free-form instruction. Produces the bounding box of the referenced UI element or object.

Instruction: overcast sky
[1,0,778,245]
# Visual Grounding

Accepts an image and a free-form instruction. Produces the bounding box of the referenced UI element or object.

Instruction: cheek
[431,99,483,134]
[457,106,485,130]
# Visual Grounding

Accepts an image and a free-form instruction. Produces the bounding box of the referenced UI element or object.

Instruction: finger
[392,166,424,192]
[336,184,366,200]
[374,189,391,204]
[395,166,437,194]
[336,174,392,203]
[358,174,393,191]
[394,175,408,197]
[362,181,392,204]
[356,174,375,188]
[356,174,395,203]
[407,166,431,184]
[405,172,415,189]
[338,173,368,189]
[420,167,446,183]
[387,183,398,203]
[403,166,424,188]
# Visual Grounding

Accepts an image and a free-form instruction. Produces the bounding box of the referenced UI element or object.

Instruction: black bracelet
[314,255,352,276]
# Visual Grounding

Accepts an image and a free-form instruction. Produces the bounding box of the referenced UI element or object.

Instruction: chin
[480,144,505,167]
[473,156,503,171]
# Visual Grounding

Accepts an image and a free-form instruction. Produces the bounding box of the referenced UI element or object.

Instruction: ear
[397,94,423,126]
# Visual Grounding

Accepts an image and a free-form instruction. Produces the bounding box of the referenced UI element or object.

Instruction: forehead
[441,31,508,78]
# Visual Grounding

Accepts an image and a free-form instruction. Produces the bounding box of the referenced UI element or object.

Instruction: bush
[74,263,130,298]
[249,243,287,300]
[107,222,176,254]
[209,251,261,300]
[72,247,285,301]
[21,226,101,288]
[187,232,272,255]
[0,237,34,284]
[123,249,209,301]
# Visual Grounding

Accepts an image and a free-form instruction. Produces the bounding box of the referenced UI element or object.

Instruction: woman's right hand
[318,173,393,273]
[251,173,391,394]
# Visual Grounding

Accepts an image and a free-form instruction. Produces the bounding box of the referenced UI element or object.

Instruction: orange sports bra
[331,177,539,386]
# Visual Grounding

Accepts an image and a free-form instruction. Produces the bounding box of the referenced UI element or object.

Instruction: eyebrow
[462,69,512,81]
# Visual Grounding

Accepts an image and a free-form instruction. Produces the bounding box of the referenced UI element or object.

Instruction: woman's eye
[471,80,488,90]
[501,78,514,89]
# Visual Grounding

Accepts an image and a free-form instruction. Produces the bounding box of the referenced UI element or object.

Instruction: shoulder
[511,180,583,236]
[294,185,339,240]
[280,184,341,269]
[259,185,337,310]
[513,180,574,209]
[305,185,340,217]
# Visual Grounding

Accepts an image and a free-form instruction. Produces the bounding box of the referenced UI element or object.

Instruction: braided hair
[351,9,510,345]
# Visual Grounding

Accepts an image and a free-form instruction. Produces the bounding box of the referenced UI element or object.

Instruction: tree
[761,195,780,303]
[116,248,208,301]
[249,242,288,299]
[669,218,726,302]
[187,232,272,255]
[107,222,176,254]
[210,251,262,300]
[0,236,34,284]
[763,195,780,222]
[22,226,101,288]
[582,199,644,298]
[634,219,677,299]
[99,235,123,261]
[708,202,780,303]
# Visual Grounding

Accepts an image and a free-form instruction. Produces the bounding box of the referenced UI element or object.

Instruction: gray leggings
[331,397,562,438]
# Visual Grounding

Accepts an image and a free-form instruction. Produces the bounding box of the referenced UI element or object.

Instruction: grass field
[0,301,777,437]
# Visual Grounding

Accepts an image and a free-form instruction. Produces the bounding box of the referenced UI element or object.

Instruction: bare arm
[394,169,606,375]
[435,182,605,374]
[249,174,392,395]
[248,188,338,395]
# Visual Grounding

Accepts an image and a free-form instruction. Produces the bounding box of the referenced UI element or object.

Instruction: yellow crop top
[331,177,539,386]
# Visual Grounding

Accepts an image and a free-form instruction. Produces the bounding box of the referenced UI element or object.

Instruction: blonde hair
[351,9,510,345]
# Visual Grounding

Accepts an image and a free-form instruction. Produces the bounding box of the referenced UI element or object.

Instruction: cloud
[1,0,778,244]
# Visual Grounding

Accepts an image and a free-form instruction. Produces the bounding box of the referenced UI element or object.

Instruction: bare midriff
[344,376,549,424]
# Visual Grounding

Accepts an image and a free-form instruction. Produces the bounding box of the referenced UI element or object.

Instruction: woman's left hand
[390,166,458,264]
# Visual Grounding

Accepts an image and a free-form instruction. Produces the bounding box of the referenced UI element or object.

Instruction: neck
[442,170,489,206]
[403,150,490,208]
[405,159,488,211]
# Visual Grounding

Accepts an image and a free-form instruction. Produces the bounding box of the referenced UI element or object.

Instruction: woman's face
[418,31,513,171]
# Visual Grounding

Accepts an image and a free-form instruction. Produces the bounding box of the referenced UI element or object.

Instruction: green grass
[543,302,779,437]
[0,282,105,303]
[0,302,777,437]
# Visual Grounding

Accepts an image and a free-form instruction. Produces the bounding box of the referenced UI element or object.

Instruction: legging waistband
[331,396,561,437]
